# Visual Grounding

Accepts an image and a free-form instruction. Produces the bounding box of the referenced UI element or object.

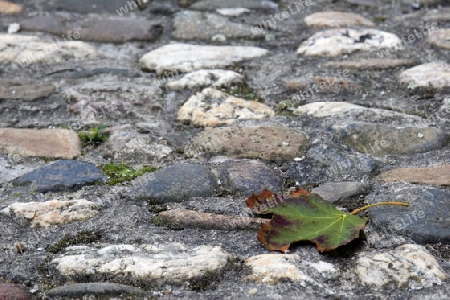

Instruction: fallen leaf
[245,188,368,252]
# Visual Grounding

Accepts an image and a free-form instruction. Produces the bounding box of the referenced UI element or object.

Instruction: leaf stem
[351,202,409,215]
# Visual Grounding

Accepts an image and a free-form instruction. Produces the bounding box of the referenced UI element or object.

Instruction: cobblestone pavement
[0,0,449,299]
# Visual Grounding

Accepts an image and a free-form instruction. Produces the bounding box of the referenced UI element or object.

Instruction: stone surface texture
[398,62,450,89]
[304,12,374,27]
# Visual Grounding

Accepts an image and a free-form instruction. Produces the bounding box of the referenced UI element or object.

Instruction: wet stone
[49,243,232,286]
[1,199,100,228]
[324,59,416,70]
[297,28,401,57]
[131,163,217,203]
[172,11,264,40]
[427,29,450,50]
[366,186,450,244]
[189,0,278,10]
[311,181,368,203]
[46,283,146,298]
[0,128,81,159]
[0,84,54,101]
[0,283,29,300]
[139,43,268,75]
[186,125,309,161]
[177,88,274,127]
[11,160,106,193]
[398,62,450,89]
[331,122,448,155]
[378,165,450,186]
[218,160,282,195]
[355,244,447,288]
[304,12,374,28]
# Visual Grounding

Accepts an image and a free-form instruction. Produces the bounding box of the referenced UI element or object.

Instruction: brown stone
[154,209,266,230]
[378,165,450,186]
[185,125,309,161]
[324,59,417,70]
[427,29,450,50]
[0,128,81,159]
[0,84,55,101]
[0,283,29,300]
[304,12,374,28]
[0,0,23,14]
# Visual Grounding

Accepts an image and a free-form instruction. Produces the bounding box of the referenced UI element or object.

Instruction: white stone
[167,69,243,90]
[245,254,314,285]
[50,243,231,284]
[139,43,268,75]
[1,199,100,227]
[398,62,450,89]
[216,8,251,17]
[355,244,447,288]
[304,12,374,28]
[297,29,401,57]
[0,34,97,67]
[7,23,20,34]
[177,88,274,127]
[307,261,339,279]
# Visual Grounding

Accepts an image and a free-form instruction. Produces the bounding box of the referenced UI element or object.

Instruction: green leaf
[245,188,368,252]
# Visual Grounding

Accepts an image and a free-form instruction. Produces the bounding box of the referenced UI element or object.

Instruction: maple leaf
[245,188,368,253]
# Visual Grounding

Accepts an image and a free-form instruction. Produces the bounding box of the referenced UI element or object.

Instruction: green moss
[150,215,184,230]
[45,231,102,254]
[78,125,109,147]
[374,16,387,22]
[12,192,23,197]
[101,163,157,185]
[221,82,262,102]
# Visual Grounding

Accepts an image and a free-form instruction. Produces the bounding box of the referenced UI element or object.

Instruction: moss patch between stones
[45,231,102,254]
[101,164,157,185]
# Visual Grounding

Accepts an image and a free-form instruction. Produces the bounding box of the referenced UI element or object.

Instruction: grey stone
[53,0,133,13]
[46,283,146,298]
[0,84,54,101]
[20,16,66,35]
[218,160,282,195]
[172,11,264,40]
[11,160,106,193]
[311,181,368,203]
[331,122,448,155]
[190,0,278,10]
[366,186,450,244]
[131,164,218,203]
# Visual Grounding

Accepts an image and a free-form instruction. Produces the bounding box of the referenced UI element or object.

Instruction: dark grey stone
[46,283,146,298]
[367,186,450,244]
[53,0,135,13]
[11,160,106,193]
[131,164,218,203]
[218,160,282,196]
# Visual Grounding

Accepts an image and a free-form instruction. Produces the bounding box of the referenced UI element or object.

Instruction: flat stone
[297,29,401,57]
[0,34,97,68]
[185,125,309,161]
[0,283,29,300]
[0,128,81,159]
[64,81,163,120]
[167,69,243,90]
[0,156,33,185]
[427,29,450,50]
[216,8,250,17]
[1,199,100,228]
[46,283,146,298]
[11,160,106,193]
[366,186,450,244]
[245,254,314,285]
[304,12,374,28]
[324,59,416,70]
[177,88,274,127]
[218,160,282,195]
[0,84,54,101]
[346,0,377,7]
[287,77,360,94]
[139,43,268,75]
[307,145,378,178]
[331,122,448,155]
[190,0,278,10]
[20,16,67,35]
[102,130,173,165]
[293,102,421,121]
[378,165,450,186]
[49,243,231,286]
[398,62,450,89]
[423,8,450,22]
[77,19,163,43]
[153,209,266,230]
[53,0,131,13]
[355,244,447,288]
[311,182,368,203]
[0,0,23,14]
[131,163,217,203]
[173,11,263,40]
